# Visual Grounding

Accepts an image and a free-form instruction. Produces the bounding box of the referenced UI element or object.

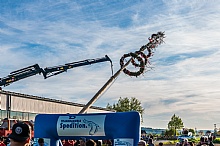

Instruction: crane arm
[0,55,112,87]
[0,64,43,87]
[42,55,112,79]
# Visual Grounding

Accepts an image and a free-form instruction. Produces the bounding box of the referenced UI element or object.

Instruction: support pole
[78,59,131,114]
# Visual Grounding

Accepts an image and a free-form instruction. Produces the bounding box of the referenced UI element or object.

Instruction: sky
[1,0,220,130]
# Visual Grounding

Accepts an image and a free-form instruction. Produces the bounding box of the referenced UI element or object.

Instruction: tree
[106,97,145,122]
[168,114,184,136]
[164,128,176,137]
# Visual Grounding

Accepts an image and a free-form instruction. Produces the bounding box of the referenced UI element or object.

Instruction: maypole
[79,32,165,114]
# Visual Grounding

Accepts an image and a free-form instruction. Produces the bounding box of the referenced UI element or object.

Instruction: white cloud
[1,0,220,130]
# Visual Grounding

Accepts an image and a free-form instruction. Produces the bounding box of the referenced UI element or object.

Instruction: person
[141,130,148,142]
[147,138,154,146]
[79,137,86,146]
[73,140,80,146]
[33,138,48,146]
[183,139,190,146]
[8,122,31,146]
[0,137,6,146]
[94,140,101,146]
[4,133,10,145]
[177,138,187,146]
[138,140,146,146]
[176,142,181,146]
[188,141,194,146]
[102,140,112,146]
[85,139,96,146]
[61,139,75,146]
[159,142,163,146]
[68,140,75,146]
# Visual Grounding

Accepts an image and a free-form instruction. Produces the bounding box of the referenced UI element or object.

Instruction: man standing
[8,122,31,146]
[34,138,48,146]
[79,137,86,146]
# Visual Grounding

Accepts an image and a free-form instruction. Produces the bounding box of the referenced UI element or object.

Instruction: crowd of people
[60,138,106,146]
[1,121,161,146]
[2,121,114,146]
[1,121,217,146]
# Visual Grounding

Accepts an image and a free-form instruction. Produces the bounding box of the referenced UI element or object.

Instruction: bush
[213,138,220,144]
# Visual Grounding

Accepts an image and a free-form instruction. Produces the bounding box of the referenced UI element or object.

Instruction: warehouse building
[0,90,113,122]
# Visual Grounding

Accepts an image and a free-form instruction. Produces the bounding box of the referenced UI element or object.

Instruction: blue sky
[1,0,220,130]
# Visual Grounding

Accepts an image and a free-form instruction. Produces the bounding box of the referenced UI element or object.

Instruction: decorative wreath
[131,51,148,67]
[120,52,145,77]
[120,31,165,77]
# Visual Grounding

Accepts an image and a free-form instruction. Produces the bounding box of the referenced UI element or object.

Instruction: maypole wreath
[120,31,165,77]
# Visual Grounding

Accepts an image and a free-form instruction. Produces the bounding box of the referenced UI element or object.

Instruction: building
[0,90,114,122]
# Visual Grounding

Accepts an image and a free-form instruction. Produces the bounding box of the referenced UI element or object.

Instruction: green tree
[106,97,145,122]
[168,114,184,136]
[164,129,176,137]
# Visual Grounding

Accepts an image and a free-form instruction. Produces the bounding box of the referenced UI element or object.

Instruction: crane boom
[0,55,112,87]
[0,64,42,87]
[42,55,111,79]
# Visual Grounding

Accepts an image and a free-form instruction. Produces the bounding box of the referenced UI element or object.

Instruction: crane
[0,55,112,87]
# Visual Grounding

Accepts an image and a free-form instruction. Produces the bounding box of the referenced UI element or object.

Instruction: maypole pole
[78,32,165,114]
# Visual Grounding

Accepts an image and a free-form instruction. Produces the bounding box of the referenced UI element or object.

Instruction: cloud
[1,0,220,130]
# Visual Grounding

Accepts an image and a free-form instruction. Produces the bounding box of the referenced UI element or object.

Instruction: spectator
[74,140,80,146]
[176,142,180,146]
[102,140,112,146]
[86,139,96,146]
[176,138,185,146]
[33,138,48,146]
[141,131,148,142]
[68,140,75,146]
[0,137,6,146]
[138,140,146,146]
[188,141,194,146]
[62,139,74,146]
[8,122,31,146]
[79,137,86,146]
[159,142,163,146]
[94,140,102,146]
[183,139,190,146]
[147,138,154,146]
[4,134,10,145]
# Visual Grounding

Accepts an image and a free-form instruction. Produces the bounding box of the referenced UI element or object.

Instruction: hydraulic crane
[0,55,112,87]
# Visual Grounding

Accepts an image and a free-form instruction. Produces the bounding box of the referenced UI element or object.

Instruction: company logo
[57,115,106,136]
[15,127,23,134]
[83,119,100,135]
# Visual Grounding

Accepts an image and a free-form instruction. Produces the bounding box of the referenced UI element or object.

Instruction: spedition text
[59,122,87,130]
